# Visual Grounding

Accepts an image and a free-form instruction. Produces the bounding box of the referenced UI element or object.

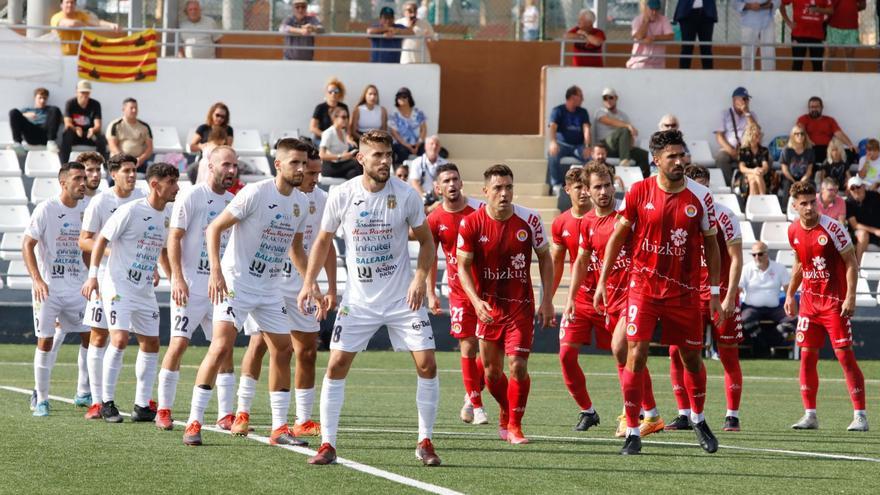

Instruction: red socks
[717,346,742,412]
[641,366,657,412]
[621,369,644,428]
[799,350,819,410]
[668,345,691,411]
[683,364,707,415]
[486,372,510,427]
[507,376,531,429]
[559,345,592,411]
[476,356,486,391]
[460,357,484,409]
[835,349,866,410]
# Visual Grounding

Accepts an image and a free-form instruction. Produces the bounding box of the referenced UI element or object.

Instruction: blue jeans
[547,141,585,187]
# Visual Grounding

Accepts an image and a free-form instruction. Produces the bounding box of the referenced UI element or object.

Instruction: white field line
[0,385,463,495]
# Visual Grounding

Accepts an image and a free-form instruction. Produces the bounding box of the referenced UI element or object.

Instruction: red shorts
[559,310,610,349]
[477,315,535,358]
[701,299,744,345]
[605,304,626,337]
[795,312,853,349]
[625,294,703,350]
[448,296,478,340]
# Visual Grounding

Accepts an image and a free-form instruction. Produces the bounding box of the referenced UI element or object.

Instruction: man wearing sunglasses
[594,88,651,178]
[280,0,324,61]
[845,176,880,262]
[739,241,797,355]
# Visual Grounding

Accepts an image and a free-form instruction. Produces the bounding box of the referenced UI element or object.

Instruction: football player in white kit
[231,143,337,437]
[78,154,145,420]
[77,151,104,200]
[80,163,179,424]
[154,146,238,431]
[298,130,441,466]
[23,162,90,416]
[183,138,311,447]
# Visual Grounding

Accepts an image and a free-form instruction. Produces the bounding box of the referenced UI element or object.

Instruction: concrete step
[455,158,546,183]
[461,181,549,196]
[440,133,545,160]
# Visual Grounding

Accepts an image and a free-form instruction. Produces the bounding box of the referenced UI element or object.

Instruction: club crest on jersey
[164,218,170,228]
[626,323,638,336]
[796,331,805,343]
[452,323,462,334]
[516,229,528,242]
[309,201,316,215]
[387,194,397,209]
[293,204,301,217]
[684,204,698,218]
[817,235,828,246]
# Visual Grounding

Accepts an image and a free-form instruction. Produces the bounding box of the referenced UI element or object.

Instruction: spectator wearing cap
[280,0,324,61]
[178,0,220,59]
[564,9,606,67]
[735,0,780,71]
[547,85,591,193]
[816,176,846,224]
[60,80,106,163]
[626,0,674,69]
[796,96,856,164]
[398,1,435,64]
[594,88,651,178]
[7,87,62,154]
[388,87,427,164]
[50,0,118,56]
[824,0,860,72]
[738,241,797,356]
[780,0,832,72]
[857,139,880,188]
[715,86,759,186]
[845,176,880,260]
[367,7,414,64]
[673,0,717,69]
[106,97,153,172]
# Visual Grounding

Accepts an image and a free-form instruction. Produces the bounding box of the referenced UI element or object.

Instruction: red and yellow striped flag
[77,29,158,83]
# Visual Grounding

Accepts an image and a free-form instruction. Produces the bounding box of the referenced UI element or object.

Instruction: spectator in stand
[674,0,717,69]
[398,1,435,64]
[60,80,106,163]
[388,87,427,164]
[106,98,153,172]
[192,126,228,184]
[395,163,409,181]
[547,85,591,194]
[824,0,861,72]
[190,102,233,153]
[594,87,651,178]
[780,0,833,71]
[7,87,62,153]
[309,78,349,143]
[715,86,759,186]
[409,135,447,197]
[319,106,361,180]
[735,0,780,70]
[50,0,118,56]
[738,122,771,196]
[818,137,851,189]
[367,7,413,64]
[738,241,797,356]
[178,0,220,59]
[779,124,814,203]
[521,0,540,41]
[564,9,606,67]
[796,96,856,164]
[350,84,388,142]
[590,142,627,191]
[816,177,847,223]
[845,176,880,260]
[626,0,674,69]
[280,0,324,61]
[857,139,880,189]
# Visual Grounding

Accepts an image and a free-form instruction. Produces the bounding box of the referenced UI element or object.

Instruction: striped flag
[77,29,157,83]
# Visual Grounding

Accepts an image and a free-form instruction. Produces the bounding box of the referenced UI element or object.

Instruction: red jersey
[552,208,586,267]
[788,215,854,315]
[699,203,743,304]
[580,199,631,312]
[427,197,484,299]
[619,177,717,307]
[457,204,548,327]
[796,114,841,147]
[783,0,832,39]
[567,26,605,67]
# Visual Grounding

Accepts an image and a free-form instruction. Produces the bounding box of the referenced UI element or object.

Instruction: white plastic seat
[270,129,300,148]
[6,259,32,289]
[745,194,787,222]
[234,129,265,156]
[0,232,24,260]
[775,249,796,267]
[856,278,876,307]
[859,252,880,281]
[708,168,729,193]
[687,140,714,166]
[759,221,791,250]
[24,150,61,178]
[0,150,21,177]
[152,126,183,153]
[714,193,743,220]
[0,121,13,146]
[0,177,28,205]
[616,167,643,191]
[0,205,31,232]
[740,221,756,249]
[238,155,272,176]
[30,178,61,204]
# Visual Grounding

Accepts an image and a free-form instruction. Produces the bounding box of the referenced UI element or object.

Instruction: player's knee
[36,338,53,352]
[297,346,318,366]
[90,331,108,347]
[416,360,437,378]
[508,357,528,380]
[140,337,160,353]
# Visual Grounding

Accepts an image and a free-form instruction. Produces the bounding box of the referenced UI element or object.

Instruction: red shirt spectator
[829,0,859,29]
[796,114,841,147]
[782,0,832,39]
[565,10,605,67]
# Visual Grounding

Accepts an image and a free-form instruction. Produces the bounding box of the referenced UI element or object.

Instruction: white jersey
[24,196,88,296]
[170,183,234,297]
[220,179,308,296]
[99,198,171,304]
[81,187,145,281]
[321,177,425,306]
[281,187,328,298]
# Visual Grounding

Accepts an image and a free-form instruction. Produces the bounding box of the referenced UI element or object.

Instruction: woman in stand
[738,122,771,196]
[388,87,427,165]
[310,77,349,143]
[350,84,387,142]
[319,107,361,180]
[190,102,233,153]
[779,124,814,204]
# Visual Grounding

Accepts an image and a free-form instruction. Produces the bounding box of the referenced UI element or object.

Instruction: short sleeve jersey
[169,183,233,296]
[580,200,632,312]
[220,179,309,296]
[280,187,328,298]
[321,178,425,306]
[788,215,853,315]
[99,198,171,303]
[699,202,743,302]
[81,188,146,281]
[457,205,548,326]
[426,197,484,298]
[619,177,717,306]
[24,197,88,295]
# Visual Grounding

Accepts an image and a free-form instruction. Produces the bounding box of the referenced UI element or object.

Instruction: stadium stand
[152,126,184,153]
[0,177,28,205]
[0,150,21,176]
[746,194,787,222]
[23,150,61,178]
[29,177,61,204]
[0,233,24,261]
[859,252,880,281]
[759,221,792,250]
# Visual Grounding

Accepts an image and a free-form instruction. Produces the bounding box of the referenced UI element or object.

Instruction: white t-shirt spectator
[320,127,351,156]
[859,155,880,185]
[409,153,448,192]
[179,15,220,59]
[739,259,790,308]
[396,17,434,64]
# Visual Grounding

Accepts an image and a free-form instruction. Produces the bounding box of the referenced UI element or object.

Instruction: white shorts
[213,287,289,335]
[170,294,214,341]
[330,298,436,353]
[242,296,318,335]
[33,293,88,338]
[82,294,108,330]
[106,294,161,337]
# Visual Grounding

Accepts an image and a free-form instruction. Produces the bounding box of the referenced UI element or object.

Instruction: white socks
[237,375,257,414]
[726,409,739,418]
[77,345,90,395]
[33,349,52,403]
[157,369,180,411]
[295,388,315,425]
[216,372,235,420]
[270,390,291,430]
[134,351,158,408]
[691,411,706,424]
[188,386,213,425]
[416,376,439,442]
[678,408,692,417]
[644,408,659,418]
[87,344,106,405]
[626,426,640,437]
[320,377,346,448]
[101,345,125,403]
